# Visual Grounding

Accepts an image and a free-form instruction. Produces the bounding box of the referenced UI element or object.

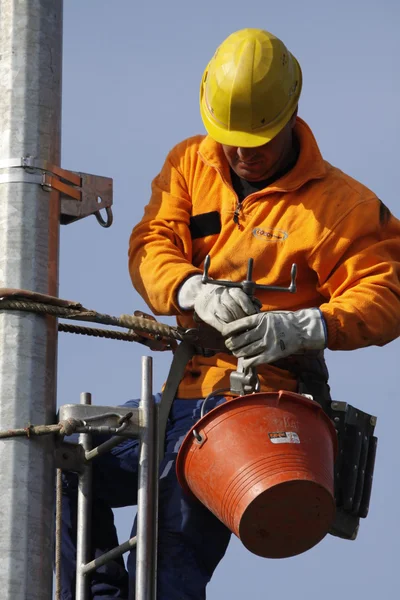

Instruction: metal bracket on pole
[0,157,113,227]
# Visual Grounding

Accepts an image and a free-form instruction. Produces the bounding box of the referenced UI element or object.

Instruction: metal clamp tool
[201,255,298,395]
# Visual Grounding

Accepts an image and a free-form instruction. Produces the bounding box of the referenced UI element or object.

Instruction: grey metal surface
[59,403,141,436]
[55,468,63,600]
[0,1,63,598]
[135,357,158,600]
[76,393,93,600]
[61,172,113,225]
[82,536,137,576]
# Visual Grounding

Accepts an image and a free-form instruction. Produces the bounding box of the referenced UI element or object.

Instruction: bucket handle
[192,387,230,442]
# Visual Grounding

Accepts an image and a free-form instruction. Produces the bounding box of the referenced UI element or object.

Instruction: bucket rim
[176,390,338,494]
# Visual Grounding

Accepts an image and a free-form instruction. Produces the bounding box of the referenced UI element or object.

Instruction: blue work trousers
[60,396,231,599]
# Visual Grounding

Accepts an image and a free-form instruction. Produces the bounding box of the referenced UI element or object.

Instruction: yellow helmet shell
[200,29,302,147]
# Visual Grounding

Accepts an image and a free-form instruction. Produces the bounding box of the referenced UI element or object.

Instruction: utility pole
[0,1,63,598]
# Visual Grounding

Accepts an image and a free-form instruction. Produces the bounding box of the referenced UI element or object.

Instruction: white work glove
[177,274,258,333]
[223,308,327,368]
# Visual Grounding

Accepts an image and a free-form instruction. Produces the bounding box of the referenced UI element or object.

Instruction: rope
[58,323,156,343]
[0,416,136,440]
[0,298,184,343]
[0,418,83,439]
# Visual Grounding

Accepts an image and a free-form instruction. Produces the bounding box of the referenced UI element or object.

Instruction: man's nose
[237,147,255,161]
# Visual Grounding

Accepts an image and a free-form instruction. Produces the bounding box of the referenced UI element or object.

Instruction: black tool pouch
[328,401,378,539]
[297,371,378,541]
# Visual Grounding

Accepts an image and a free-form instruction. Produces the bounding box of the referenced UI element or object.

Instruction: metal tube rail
[82,536,137,576]
[55,468,64,600]
[136,356,158,600]
[75,393,94,600]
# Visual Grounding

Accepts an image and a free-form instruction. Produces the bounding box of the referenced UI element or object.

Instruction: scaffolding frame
[55,356,160,600]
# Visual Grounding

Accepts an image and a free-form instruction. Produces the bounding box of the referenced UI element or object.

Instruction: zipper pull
[233,202,241,228]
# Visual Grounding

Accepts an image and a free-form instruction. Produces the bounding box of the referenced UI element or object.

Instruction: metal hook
[95,206,113,228]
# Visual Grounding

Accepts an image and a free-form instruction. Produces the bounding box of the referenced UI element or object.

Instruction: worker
[60,28,400,599]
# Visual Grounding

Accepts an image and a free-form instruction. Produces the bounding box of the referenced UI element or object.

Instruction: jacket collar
[197,117,327,192]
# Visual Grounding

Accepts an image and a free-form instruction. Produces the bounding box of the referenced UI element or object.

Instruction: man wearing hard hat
[61,29,400,599]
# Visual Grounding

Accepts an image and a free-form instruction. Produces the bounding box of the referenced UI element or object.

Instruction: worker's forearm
[321,286,400,349]
[129,223,200,315]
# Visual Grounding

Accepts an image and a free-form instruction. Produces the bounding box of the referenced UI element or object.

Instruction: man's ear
[289,106,298,128]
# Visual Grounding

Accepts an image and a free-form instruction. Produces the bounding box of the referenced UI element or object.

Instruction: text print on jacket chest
[253,227,288,242]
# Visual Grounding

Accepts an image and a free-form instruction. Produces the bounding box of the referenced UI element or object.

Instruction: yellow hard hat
[200,29,302,147]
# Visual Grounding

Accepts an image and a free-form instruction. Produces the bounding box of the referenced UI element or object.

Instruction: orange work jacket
[128,118,400,398]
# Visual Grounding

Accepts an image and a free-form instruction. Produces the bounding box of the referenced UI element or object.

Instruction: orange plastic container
[176,391,338,558]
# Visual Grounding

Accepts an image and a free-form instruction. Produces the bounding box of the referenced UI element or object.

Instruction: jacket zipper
[198,152,271,229]
[198,155,243,227]
[233,200,242,228]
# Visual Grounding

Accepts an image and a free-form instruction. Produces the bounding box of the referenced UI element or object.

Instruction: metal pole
[55,468,64,600]
[135,356,158,600]
[0,2,63,598]
[76,392,93,600]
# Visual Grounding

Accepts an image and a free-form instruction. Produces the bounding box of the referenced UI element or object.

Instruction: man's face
[221,119,295,182]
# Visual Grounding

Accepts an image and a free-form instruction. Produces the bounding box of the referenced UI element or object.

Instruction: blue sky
[60,1,399,597]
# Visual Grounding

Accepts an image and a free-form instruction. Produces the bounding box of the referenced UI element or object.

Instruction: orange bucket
[176,391,337,558]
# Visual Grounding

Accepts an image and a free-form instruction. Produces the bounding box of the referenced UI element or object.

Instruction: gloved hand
[177,274,259,333]
[223,308,327,367]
